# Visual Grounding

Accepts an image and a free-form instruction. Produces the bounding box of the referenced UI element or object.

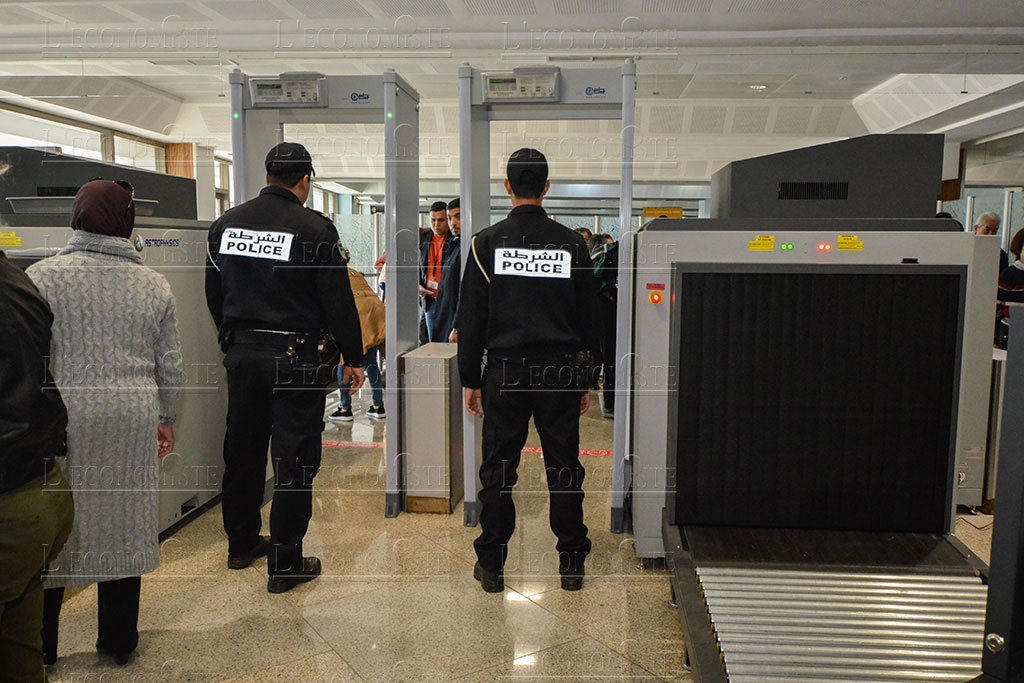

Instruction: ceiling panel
[120,2,215,22]
[419,105,438,134]
[463,0,537,14]
[811,105,843,135]
[728,0,814,12]
[772,104,813,134]
[731,105,769,134]
[690,105,727,134]
[201,0,293,20]
[440,105,459,134]
[643,0,713,10]
[565,119,601,135]
[283,0,372,18]
[371,0,453,16]
[637,74,692,99]
[648,105,685,135]
[551,0,623,14]
[37,3,135,23]
[682,74,790,99]
[1,6,50,24]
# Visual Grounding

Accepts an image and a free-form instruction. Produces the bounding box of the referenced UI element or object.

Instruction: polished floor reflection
[44,390,993,682]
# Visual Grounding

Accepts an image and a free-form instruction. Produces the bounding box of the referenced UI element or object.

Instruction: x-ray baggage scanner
[0,146,223,533]
[457,61,636,526]
[229,70,419,516]
[632,221,997,681]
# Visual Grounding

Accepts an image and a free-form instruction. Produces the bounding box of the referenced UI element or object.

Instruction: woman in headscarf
[27,180,183,666]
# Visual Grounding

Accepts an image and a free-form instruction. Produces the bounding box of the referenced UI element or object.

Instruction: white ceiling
[0,0,1021,182]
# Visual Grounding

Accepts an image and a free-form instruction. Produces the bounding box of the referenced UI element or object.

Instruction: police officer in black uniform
[206,142,364,593]
[457,148,601,593]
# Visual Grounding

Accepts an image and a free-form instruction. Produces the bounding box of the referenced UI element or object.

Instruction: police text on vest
[220,228,294,262]
[493,248,571,279]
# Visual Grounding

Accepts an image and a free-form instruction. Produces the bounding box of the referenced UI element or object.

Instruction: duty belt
[227,329,317,351]
[491,351,591,366]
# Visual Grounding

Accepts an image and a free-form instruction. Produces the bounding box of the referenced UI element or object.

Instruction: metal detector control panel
[248,73,327,108]
[480,67,560,102]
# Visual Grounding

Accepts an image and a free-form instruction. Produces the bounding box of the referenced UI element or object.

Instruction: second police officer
[206,142,365,594]
[457,148,602,593]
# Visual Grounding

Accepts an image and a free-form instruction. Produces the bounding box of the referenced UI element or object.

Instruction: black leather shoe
[96,643,133,666]
[228,536,270,570]
[473,562,504,593]
[560,574,584,591]
[559,556,585,591]
[267,556,322,594]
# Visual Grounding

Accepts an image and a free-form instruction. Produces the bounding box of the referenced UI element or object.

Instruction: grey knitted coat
[28,231,182,587]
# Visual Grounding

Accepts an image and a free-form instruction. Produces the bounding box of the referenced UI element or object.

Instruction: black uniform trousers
[221,341,327,576]
[474,359,592,573]
[42,576,141,661]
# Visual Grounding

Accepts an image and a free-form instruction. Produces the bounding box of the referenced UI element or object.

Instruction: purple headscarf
[70,180,135,238]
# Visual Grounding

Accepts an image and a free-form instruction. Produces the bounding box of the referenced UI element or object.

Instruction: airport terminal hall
[5,2,1024,682]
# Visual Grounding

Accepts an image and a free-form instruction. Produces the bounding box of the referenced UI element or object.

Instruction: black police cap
[506,148,548,185]
[265,142,315,177]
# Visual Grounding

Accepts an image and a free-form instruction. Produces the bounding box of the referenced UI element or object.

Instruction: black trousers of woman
[42,576,141,664]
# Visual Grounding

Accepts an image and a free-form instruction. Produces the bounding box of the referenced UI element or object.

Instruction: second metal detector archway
[457,61,636,527]
[229,69,419,517]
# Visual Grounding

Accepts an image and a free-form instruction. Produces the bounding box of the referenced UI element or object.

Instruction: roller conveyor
[665,520,989,683]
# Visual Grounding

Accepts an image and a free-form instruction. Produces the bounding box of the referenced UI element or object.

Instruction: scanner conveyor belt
[665,522,988,682]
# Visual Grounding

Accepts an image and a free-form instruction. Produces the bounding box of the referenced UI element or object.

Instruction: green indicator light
[233,112,239,119]
[387,112,393,118]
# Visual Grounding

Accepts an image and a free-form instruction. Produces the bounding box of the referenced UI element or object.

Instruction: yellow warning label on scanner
[748,235,775,251]
[0,231,22,247]
[838,234,864,251]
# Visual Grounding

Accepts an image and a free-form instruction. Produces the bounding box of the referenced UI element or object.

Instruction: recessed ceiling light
[749,84,768,90]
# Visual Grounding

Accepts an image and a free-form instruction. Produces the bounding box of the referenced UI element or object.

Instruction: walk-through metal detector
[229,70,419,516]
[457,61,635,526]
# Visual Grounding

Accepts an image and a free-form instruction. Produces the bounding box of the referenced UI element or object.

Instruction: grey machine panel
[3,216,225,532]
[400,343,464,512]
[709,134,944,220]
[0,146,198,220]
[629,228,997,557]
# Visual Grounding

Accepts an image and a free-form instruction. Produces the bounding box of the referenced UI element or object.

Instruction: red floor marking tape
[522,446,610,457]
[321,440,383,448]
[321,441,613,457]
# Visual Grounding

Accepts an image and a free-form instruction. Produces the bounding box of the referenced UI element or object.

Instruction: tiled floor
[45,392,994,682]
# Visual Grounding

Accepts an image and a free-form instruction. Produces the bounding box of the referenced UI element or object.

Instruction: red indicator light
[817,243,824,250]
[649,291,663,305]
[825,243,832,251]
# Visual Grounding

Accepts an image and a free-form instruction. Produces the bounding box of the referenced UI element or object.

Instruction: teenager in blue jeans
[329,346,385,421]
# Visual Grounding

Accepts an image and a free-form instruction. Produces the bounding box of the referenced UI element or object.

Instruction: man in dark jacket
[419,201,457,343]
[0,251,75,681]
[206,142,364,593]
[431,197,462,343]
[457,149,601,593]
